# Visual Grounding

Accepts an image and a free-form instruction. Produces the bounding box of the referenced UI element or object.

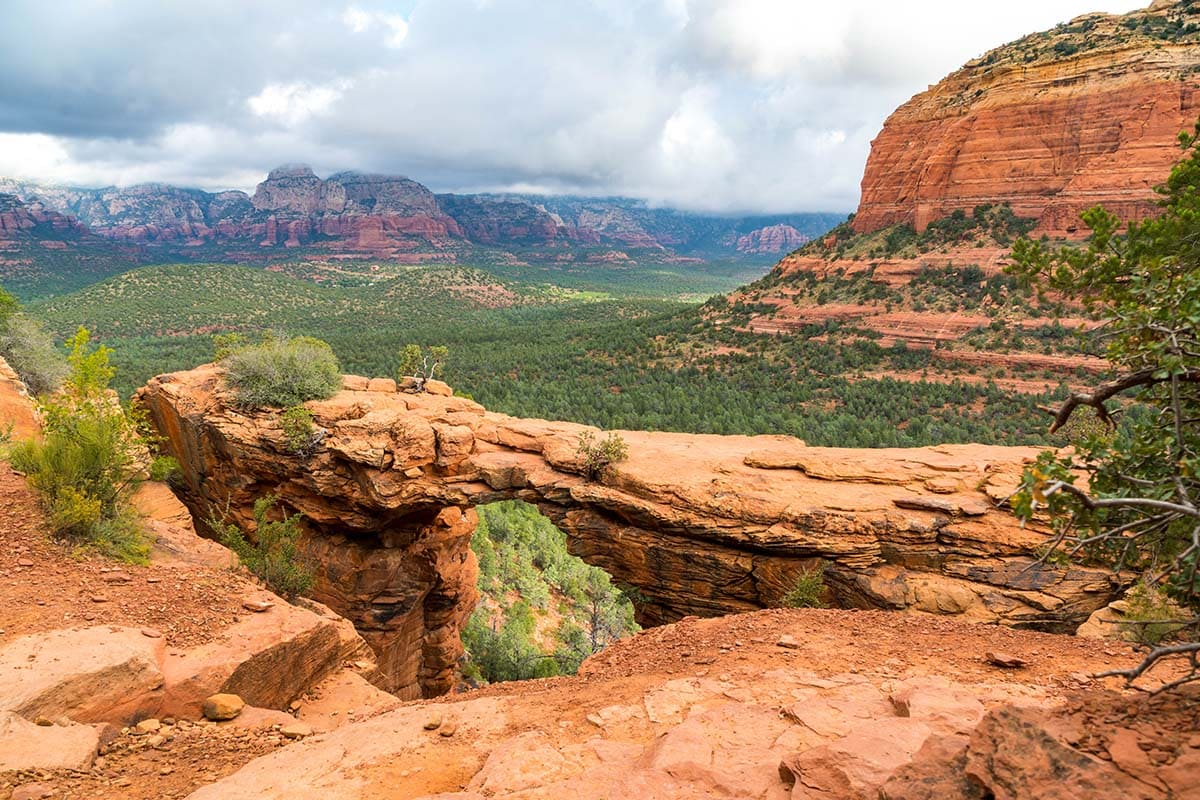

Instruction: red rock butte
[854,3,1200,236]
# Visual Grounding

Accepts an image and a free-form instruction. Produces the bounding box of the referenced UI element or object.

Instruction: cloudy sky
[0,0,1144,213]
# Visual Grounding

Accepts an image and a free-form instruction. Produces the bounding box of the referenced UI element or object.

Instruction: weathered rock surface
[0,626,166,724]
[0,712,99,772]
[0,356,39,441]
[181,609,1182,800]
[157,595,367,719]
[138,364,1120,698]
[855,4,1200,235]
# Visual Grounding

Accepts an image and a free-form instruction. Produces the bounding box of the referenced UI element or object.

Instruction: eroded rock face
[138,365,1120,698]
[0,356,39,441]
[854,5,1200,236]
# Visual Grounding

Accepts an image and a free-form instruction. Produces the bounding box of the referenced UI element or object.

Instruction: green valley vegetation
[1008,126,1200,691]
[7,328,165,563]
[462,501,638,684]
[21,259,1070,449]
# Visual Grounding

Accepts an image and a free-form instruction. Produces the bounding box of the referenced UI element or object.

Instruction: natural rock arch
[139,366,1118,698]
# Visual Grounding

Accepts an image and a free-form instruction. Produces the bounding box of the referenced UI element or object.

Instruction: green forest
[463,501,638,683]
[14,258,1077,449]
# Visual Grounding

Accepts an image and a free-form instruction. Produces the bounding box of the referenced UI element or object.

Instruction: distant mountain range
[0,166,842,276]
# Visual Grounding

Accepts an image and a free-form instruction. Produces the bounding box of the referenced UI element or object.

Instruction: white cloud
[341,5,409,47]
[247,81,348,127]
[341,6,373,33]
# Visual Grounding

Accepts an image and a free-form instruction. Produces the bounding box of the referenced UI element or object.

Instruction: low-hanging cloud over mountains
[0,0,1141,213]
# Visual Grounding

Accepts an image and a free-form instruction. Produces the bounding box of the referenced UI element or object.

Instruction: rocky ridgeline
[0,171,822,262]
[855,2,1200,236]
[137,364,1121,700]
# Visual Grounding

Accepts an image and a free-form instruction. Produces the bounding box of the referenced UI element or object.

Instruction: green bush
[782,562,827,608]
[576,430,629,480]
[8,327,152,563]
[279,406,322,455]
[209,495,315,601]
[0,286,67,396]
[1121,581,1190,646]
[221,335,342,408]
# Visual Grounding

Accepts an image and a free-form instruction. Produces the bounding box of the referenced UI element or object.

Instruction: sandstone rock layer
[855,6,1200,235]
[139,366,1120,698]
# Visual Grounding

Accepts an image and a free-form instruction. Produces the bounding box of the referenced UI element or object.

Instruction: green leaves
[1007,122,1200,618]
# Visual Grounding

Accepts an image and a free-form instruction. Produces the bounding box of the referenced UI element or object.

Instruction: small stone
[586,713,604,727]
[102,572,131,583]
[986,651,1028,669]
[147,734,167,748]
[141,628,162,639]
[90,596,109,604]
[280,723,313,740]
[288,701,302,713]
[439,721,458,738]
[146,577,161,584]
[16,558,34,568]
[776,634,802,650]
[202,693,245,721]
[242,599,274,613]
[135,718,161,734]
[12,783,56,800]
[423,716,442,731]
[33,716,53,727]
[159,766,174,775]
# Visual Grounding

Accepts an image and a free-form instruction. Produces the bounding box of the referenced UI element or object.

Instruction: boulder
[202,693,245,721]
[158,597,359,718]
[0,711,99,771]
[0,626,165,725]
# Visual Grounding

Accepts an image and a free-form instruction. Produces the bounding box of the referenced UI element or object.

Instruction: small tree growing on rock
[396,344,448,392]
[209,495,315,602]
[576,430,628,480]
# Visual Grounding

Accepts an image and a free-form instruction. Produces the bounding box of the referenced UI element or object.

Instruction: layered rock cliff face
[0,193,89,240]
[0,172,840,264]
[855,2,1200,235]
[138,365,1119,698]
[735,223,808,254]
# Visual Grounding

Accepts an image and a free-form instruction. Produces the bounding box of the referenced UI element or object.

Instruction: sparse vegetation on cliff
[221,334,342,408]
[1009,125,1200,691]
[8,327,154,563]
[0,284,66,395]
[279,406,323,456]
[781,561,828,609]
[396,343,448,391]
[576,430,629,480]
[208,495,315,601]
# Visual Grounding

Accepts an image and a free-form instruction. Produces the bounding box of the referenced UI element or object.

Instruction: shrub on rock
[221,335,341,408]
